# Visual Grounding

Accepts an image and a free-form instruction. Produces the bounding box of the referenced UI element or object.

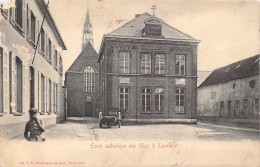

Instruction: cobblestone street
[14,117,260,141]
[1,117,259,167]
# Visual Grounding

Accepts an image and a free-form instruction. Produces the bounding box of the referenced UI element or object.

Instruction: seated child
[24,108,45,142]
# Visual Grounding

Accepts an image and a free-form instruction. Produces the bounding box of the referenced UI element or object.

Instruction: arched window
[84,66,95,91]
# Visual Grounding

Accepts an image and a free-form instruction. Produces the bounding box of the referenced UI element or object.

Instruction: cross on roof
[151,4,156,16]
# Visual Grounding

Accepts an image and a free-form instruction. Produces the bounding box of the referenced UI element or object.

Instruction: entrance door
[85,102,93,117]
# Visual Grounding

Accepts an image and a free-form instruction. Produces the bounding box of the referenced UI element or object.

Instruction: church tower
[82,3,93,49]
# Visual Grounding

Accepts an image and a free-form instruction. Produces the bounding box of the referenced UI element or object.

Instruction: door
[85,102,93,117]
[227,101,231,117]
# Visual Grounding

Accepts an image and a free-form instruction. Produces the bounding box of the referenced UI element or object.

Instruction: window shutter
[45,77,48,113]
[22,0,26,34]
[34,17,38,45]
[22,64,26,113]
[2,48,10,113]
[10,7,15,26]
[37,20,40,49]
[45,34,48,57]
[26,6,31,40]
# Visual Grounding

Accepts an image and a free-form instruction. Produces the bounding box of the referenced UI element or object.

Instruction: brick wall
[101,38,198,119]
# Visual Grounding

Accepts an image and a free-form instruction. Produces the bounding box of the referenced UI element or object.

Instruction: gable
[108,12,197,41]
[67,43,98,72]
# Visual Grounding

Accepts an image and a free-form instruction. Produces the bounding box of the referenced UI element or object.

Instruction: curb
[123,118,197,125]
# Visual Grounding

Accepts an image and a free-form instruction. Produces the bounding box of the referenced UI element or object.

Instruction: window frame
[141,53,151,74]
[30,10,36,45]
[154,87,164,112]
[154,53,165,74]
[141,87,151,112]
[119,51,130,74]
[175,87,185,113]
[14,0,24,33]
[48,38,52,64]
[40,28,45,56]
[84,66,95,92]
[54,49,58,70]
[119,87,129,111]
[175,55,186,76]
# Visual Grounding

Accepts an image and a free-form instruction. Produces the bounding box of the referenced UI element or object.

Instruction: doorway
[30,67,35,108]
[85,102,94,117]
[16,57,22,113]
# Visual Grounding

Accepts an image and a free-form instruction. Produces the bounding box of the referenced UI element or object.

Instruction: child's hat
[29,108,38,115]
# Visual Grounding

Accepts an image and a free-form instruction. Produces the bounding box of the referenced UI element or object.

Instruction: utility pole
[32,0,50,65]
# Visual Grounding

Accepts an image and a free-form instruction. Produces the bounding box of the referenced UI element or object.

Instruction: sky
[47,0,259,73]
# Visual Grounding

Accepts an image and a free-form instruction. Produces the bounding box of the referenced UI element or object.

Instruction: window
[54,50,57,69]
[41,74,45,113]
[59,55,63,74]
[26,4,29,37]
[175,88,185,113]
[249,80,255,88]
[30,11,36,43]
[253,98,259,116]
[232,83,236,89]
[15,0,23,29]
[175,55,185,75]
[142,88,151,112]
[141,53,151,74]
[48,39,52,62]
[155,54,165,74]
[211,92,216,99]
[84,66,95,92]
[155,87,164,112]
[144,17,162,37]
[119,88,129,111]
[119,52,130,74]
[40,28,45,54]
[220,101,224,116]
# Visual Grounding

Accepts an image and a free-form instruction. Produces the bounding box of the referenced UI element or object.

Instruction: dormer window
[143,17,163,37]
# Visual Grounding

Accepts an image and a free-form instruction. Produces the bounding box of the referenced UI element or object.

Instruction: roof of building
[66,42,98,72]
[197,70,212,87]
[108,12,197,41]
[199,54,260,88]
[36,0,67,50]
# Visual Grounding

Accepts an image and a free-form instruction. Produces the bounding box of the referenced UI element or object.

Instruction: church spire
[82,1,93,49]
